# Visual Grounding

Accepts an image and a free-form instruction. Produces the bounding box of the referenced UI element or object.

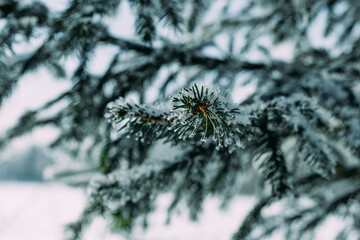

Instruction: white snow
[0,182,256,240]
[0,182,349,240]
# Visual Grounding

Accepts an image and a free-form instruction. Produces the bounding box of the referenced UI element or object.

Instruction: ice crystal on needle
[107,84,253,151]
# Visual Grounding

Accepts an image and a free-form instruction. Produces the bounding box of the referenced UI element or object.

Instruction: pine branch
[300,187,360,233]
[2,1,360,239]
[232,196,274,240]
[264,95,337,178]
[232,164,360,240]
[106,97,172,143]
[76,141,239,235]
[255,127,292,197]
[101,33,268,71]
[158,0,183,30]
[107,84,253,150]
[187,0,206,32]
[6,111,61,140]
[131,0,156,43]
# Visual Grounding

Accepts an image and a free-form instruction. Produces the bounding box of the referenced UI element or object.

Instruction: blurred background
[0,1,258,239]
[0,0,351,239]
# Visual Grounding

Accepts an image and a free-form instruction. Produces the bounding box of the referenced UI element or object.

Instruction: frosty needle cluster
[107,84,252,150]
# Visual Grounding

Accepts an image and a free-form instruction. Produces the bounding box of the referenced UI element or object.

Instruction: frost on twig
[106,84,253,151]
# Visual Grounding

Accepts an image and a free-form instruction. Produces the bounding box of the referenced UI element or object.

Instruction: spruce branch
[254,129,293,197]
[232,196,274,240]
[106,97,172,143]
[106,84,253,150]
[187,0,206,32]
[262,95,337,178]
[74,142,236,236]
[131,0,156,43]
[158,0,183,30]
[2,0,360,239]
[169,84,252,149]
[300,187,360,234]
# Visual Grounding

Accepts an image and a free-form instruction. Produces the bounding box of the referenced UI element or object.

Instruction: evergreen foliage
[1,0,360,239]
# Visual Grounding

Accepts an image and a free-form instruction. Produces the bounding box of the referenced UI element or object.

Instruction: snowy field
[0,182,257,240]
[0,182,348,240]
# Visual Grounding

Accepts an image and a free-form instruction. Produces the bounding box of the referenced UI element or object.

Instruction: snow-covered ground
[0,182,351,240]
[0,182,257,240]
